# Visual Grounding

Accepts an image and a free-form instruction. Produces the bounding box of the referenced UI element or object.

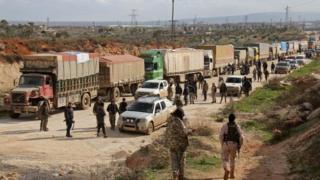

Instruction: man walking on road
[264,70,270,81]
[168,83,174,101]
[107,99,119,130]
[188,83,195,104]
[220,114,244,180]
[175,83,183,104]
[39,101,50,132]
[119,98,127,114]
[96,102,107,138]
[164,100,189,180]
[202,80,209,101]
[257,69,263,82]
[183,82,189,106]
[252,68,257,81]
[211,82,217,103]
[271,62,276,73]
[242,77,252,97]
[64,102,74,138]
[220,81,228,104]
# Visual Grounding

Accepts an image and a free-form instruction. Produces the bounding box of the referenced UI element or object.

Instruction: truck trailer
[4,52,99,118]
[140,48,205,82]
[234,49,247,68]
[197,45,234,75]
[98,55,145,101]
[247,43,270,61]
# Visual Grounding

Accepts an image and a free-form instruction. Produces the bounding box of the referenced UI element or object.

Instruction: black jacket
[107,104,119,115]
[64,107,74,123]
[119,102,127,113]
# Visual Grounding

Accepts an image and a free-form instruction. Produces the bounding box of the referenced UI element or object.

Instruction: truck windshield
[145,62,158,71]
[19,76,44,86]
[226,78,242,84]
[127,102,154,113]
[142,82,159,89]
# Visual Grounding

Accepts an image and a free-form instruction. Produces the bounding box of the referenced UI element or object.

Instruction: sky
[0,0,319,21]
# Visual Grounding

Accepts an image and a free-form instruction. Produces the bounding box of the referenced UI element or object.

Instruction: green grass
[231,86,286,113]
[186,154,221,172]
[288,59,320,79]
[240,120,273,143]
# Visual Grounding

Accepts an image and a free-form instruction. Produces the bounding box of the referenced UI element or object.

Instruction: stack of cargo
[23,52,99,81]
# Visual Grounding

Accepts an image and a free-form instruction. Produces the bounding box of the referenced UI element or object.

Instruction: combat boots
[224,170,230,180]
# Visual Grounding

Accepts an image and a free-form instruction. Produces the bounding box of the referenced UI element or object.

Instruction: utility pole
[285,6,290,25]
[46,17,50,30]
[171,0,175,41]
[129,9,138,26]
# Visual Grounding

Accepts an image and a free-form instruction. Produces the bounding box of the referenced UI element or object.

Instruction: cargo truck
[98,55,145,101]
[234,49,247,68]
[235,47,255,64]
[197,45,234,75]
[140,48,204,82]
[4,52,99,118]
[247,43,270,61]
[299,41,308,52]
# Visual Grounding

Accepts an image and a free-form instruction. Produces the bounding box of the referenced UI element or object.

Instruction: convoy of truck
[3,38,317,118]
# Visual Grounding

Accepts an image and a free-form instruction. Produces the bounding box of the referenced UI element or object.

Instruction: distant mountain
[181,12,320,24]
[8,12,320,27]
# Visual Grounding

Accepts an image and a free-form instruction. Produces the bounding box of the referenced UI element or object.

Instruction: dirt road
[0,60,294,178]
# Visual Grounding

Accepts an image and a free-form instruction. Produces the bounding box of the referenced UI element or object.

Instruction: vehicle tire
[9,111,20,119]
[237,90,242,98]
[145,122,154,135]
[112,87,120,101]
[81,93,91,110]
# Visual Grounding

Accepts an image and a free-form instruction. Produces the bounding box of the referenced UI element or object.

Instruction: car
[117,97,174,134]
[225,75,251,97]
[275,62,291,74]
[296,55,306,65]
[135,80,169,99]
[289,60,300,69]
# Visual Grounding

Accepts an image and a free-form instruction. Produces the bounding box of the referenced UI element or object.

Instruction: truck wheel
[9,111,20,119]
[111,87,121,101]
[81,93,91,110]
[145,122,154,135]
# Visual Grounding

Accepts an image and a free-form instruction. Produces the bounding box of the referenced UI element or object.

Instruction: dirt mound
[0,39,31,56]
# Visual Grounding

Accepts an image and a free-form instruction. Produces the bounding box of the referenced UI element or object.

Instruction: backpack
[223,123,240,143]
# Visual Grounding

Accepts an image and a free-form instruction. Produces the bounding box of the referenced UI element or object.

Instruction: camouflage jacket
[164,116,189,151]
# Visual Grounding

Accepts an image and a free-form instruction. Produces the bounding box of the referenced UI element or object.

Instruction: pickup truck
[225,75,252,97]
[135,80,169,99]
[117,97,174,134]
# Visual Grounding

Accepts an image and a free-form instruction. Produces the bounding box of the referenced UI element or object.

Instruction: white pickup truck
[225,75,252,97]
[135,80,169,99]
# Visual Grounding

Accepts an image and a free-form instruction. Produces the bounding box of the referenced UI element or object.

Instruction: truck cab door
[44,76,54,98]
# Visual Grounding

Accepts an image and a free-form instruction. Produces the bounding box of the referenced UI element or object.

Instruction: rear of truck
[214,45,235,75]
[163,48,204,82]
[98,55,145,101]
[5,52,99,118]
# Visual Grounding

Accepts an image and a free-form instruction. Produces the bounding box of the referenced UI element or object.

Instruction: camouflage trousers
[170,150,186,180]
[109,114,116,130]
[221,142,238,171]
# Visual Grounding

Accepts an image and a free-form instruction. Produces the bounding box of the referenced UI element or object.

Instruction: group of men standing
[38,97,128,138]
[252,60,276,82]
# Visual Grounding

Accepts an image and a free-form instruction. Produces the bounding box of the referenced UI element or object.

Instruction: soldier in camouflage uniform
[219,114,244,180]
[164,100,189,180]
